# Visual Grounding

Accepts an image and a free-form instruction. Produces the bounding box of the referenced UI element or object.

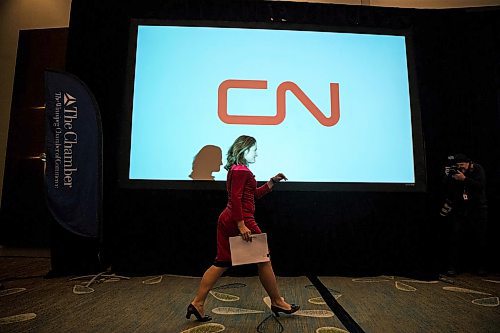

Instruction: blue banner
[44,70,102,238]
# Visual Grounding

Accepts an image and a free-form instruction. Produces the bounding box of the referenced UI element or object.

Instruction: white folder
[229,233,270,266]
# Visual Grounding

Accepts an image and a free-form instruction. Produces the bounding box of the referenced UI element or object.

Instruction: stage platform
[1,254,499,332]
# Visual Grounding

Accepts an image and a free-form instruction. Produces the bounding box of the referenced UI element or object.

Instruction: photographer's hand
[452,171,466,181]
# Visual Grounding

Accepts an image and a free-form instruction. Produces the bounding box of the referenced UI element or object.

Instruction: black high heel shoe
[271,304,300,317]
[186,304,212,322]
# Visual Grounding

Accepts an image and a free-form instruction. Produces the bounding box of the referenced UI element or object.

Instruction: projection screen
[121,21,426,191]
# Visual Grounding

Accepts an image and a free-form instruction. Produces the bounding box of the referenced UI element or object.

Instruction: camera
[447,165,460,176]
[445,154,470,178]
[440,199,453,217]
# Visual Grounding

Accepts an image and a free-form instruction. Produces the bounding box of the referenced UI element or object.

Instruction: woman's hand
[268,173,288,188]
[271,173,288,183]
[237,221,252,242]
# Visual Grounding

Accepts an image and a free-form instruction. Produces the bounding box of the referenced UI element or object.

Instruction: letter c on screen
[218,79,340,126]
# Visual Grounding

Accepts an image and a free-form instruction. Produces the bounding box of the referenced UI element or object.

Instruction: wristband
[270,177,278,184]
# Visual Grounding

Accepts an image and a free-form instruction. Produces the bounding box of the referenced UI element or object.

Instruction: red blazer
[221,164,271,224]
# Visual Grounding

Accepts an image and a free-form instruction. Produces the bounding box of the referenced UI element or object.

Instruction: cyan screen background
[129,25,414,183]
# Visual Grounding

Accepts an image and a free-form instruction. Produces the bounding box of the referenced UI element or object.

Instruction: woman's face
[244,144,258,164]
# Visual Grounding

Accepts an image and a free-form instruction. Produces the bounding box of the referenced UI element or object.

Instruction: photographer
[440,153,488,276]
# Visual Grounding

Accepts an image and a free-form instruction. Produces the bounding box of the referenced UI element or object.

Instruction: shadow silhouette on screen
[189,145,223,180]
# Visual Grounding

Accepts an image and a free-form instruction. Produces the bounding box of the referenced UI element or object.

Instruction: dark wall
[64,0,500,276]
[1,28,68,248]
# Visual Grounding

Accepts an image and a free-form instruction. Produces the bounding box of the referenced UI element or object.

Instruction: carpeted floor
[1,250,499,333]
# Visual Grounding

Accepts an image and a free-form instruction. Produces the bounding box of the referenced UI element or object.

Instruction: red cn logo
[218,79,340,126]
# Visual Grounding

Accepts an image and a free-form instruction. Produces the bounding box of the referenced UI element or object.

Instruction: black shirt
[443,163,487,207]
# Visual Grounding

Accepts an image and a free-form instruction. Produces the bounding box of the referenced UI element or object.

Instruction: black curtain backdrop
[63,0,500,277]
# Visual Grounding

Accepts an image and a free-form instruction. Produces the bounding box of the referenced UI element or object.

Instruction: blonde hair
[224,135,256,171]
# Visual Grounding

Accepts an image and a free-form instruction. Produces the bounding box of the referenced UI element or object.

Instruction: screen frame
[119,19,426,192]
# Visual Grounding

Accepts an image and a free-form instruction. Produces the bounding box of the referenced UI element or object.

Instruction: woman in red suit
[186,135,300,321]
